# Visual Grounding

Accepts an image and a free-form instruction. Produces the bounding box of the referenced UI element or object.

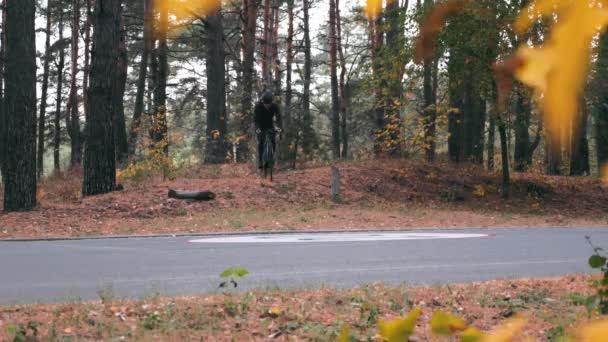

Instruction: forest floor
[0,274,600,341]
[1,159,607,239]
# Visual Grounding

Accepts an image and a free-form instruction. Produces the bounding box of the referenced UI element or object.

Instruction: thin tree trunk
[281,0,294,161]
[68,0,82,167]
[272,0,280,95]
[151,0,168,155]
[115,14,129,164]
[38,3,53,179]
[336,0,348,159]
[423,52,436,162]
[498,115,510,198]
[3,0,37,211]
[238,0,256,162]
[83,0,122,196]
[54,11,66,173]
[262,0,272,89]
[369,14,384,154]
[487,108,496,171]
[329,0,340,160]
[301,0,314,156]
[418,0,437,160]
[83,0,92,123]
[128,0,153,157]
[204,8,227,164]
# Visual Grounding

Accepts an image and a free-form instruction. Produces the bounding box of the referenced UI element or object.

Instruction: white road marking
[189,232,489,244]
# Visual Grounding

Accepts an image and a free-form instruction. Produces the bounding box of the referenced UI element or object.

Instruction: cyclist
[254,91,282,169]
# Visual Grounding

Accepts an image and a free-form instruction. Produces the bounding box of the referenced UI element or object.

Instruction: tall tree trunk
[38,3,53,179]
[329,0,340,160]
[151,0,168,155]
[281,0,294,161]
[420,0,436,161]
[513,88,531,171]
[54,11,66,173]
[545,135,562,175]
[301,0,314,155]
[238,0,257,162]
[204,8,227,164]
[447,61,463,162]
[461,72,485,164]
[369,12,384,154]
[3,0,37,211]
[498,115,510,197]
[83,0,122,196]
[570,97,590,176]
[337,0,348,159]
[114,14,129,164]
[0,0,5,177]
[383,0,405,156]
[83,0,92,123]
[595,32,608,170]
[487,108,496,170]
[423,54,437,162]
[262,0,272,89]
[272,0,280,95]
[68,0,82,167]
[128,0,153,157]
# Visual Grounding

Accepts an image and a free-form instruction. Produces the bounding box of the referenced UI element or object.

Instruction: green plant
[546,325,566,342]
[143,311,162,330]
[8,321,39,342]
[97,284,114,305]
[586,236,608,314]
[218,267,250,289]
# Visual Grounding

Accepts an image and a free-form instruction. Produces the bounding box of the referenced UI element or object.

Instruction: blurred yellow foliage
[430,310,467,335]
[377,307,421,342]
[576,319,608,341]
[512,0,608,145]
[340,307,608,342]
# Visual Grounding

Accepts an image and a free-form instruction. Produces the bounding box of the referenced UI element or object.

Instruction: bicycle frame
[260,130,276,181]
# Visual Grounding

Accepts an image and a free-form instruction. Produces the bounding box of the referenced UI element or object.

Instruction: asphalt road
[1,228,607,305]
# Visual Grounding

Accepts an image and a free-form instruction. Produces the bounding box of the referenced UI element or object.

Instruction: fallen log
[168,190,216,201]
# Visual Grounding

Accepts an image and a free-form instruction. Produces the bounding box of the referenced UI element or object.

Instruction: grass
[0,275,600,341]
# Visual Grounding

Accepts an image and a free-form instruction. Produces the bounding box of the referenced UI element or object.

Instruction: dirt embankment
[1,160,607,238]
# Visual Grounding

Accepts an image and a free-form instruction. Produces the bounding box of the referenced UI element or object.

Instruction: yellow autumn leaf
[268,306,281,316]
[430,310,468,336]
[461,326,484,342]
[576,319,608,342]
[513,0,608,146]
[480,316,527,342]
[338,323,350,342]
[377,307,422,342]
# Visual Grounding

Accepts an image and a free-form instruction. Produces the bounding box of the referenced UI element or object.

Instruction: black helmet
[262,91,273,104]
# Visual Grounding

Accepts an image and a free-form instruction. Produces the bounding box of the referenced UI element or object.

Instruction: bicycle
[259,129,277,181]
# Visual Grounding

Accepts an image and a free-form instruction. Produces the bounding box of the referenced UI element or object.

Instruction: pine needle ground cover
[1,160,607,239]
[0,275,600,341]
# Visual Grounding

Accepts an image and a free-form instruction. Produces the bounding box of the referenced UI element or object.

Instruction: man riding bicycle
[254,91,282,169]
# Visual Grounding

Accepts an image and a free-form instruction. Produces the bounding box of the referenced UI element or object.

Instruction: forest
[0,0,605,213]
[5,2,608,340]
